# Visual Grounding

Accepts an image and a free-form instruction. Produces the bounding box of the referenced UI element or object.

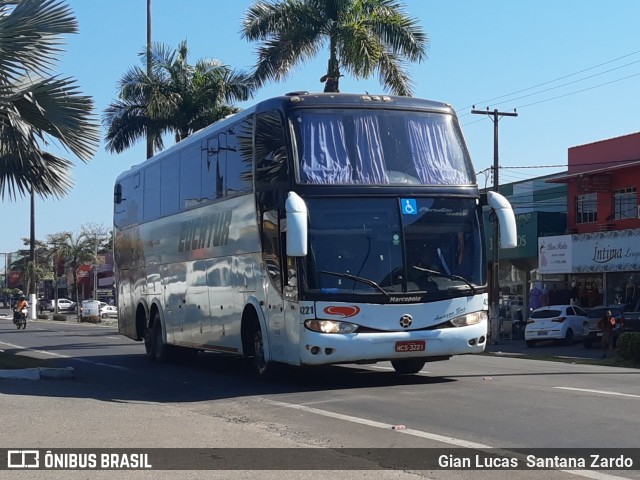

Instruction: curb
[0,366,75,380]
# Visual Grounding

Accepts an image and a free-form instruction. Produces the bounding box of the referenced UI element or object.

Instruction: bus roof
[115,92,457,183]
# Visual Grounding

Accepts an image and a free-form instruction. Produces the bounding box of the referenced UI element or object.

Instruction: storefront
[486,210,567,319]
[538,228,640,310]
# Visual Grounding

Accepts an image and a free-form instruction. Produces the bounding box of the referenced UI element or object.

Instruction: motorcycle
[13,308,27,329]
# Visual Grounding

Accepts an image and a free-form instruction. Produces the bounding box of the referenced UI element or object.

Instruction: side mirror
[487,191,517,248]
[285,191,308,257]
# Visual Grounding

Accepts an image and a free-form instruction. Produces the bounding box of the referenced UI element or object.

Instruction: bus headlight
[304,319,359,334]
[450,311,486,327]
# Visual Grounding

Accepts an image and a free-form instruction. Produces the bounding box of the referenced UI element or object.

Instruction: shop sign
[538,236,572,274]
[573,229,640,273]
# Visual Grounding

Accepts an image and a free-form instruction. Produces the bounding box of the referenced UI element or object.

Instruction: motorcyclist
[14,295,28,325]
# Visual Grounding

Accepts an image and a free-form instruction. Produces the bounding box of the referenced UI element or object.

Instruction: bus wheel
[144,326,154,358]
[150,312,170,362]
[251,323,269,376]
[391,359,425,374]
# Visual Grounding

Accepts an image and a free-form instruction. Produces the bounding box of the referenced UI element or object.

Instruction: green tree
[104,40,255,154]
[48,231,96,319]
[0,0,100,199]
[241,0,428,95]
[14,238,51,296]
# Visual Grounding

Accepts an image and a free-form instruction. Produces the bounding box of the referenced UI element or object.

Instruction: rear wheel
[391,359,426,374]
[563,329,574,346]
[147,312,170,362]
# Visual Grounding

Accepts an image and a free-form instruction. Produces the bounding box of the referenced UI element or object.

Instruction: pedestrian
[597,310,616,358]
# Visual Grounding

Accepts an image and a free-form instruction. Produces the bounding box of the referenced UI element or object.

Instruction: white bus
[114,92,517,376]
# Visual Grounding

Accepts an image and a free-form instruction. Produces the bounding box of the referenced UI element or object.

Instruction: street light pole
[471,107,518,344]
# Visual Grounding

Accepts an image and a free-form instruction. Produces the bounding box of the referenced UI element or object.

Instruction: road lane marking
[555,387,640,399]
[0,340,133,372]
[261,398,628,480]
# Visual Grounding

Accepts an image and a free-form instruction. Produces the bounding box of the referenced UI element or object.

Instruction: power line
[459,49,640,111]
[514,72,640,110]
[490,60,640,110]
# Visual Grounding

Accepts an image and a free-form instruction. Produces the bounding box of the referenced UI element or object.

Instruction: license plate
[537,331,548,336]
[395,340,425,352]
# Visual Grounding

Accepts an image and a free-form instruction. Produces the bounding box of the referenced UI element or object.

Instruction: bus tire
[391,359,425,374]
[248,320,282,379]
[150,312,170,362]
[144,326,154,358]
[251,321,269,375]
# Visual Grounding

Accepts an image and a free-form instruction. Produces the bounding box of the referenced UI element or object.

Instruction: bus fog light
[310,346,320,355]
[304,319,358,333]
[450,311,486,327]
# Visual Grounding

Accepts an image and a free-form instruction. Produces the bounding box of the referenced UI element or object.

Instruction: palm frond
[0,0,78,81]
[9,75,99,161]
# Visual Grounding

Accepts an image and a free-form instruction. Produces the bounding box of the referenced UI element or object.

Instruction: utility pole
[146,0,153,160]
[471,107,517,344]
[1,252,9,307]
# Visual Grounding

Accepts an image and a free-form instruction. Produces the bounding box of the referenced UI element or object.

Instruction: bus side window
[180,142,202,209]
[143,162,161,222]
[226,118,253,195]
[261,210,282,293]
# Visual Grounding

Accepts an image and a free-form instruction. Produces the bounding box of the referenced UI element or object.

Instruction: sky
[2,0,640,263]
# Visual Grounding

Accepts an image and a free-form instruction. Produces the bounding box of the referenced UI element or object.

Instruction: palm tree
[0,0,100,299]
[241,0,428,96]
[49,231,96,320]
[0,0,100,199]
[103,40,255,154]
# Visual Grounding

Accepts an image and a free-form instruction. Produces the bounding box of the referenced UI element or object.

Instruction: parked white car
[49,298,76,312]
[100,304,118,319]
[525,305,589,347]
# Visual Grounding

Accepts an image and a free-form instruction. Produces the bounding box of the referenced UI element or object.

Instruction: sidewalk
[484,337,613,361]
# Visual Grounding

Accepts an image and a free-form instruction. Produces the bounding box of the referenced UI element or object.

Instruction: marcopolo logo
[8,450,39,469]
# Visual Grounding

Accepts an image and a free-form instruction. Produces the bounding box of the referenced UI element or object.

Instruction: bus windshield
[291,108,474,186]
[305,197,485,297]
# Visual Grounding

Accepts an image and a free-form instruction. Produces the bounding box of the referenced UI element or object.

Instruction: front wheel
[391,359,426,374]
[252,324,269,376]
[248,320,281,379]
[526,340,536,347]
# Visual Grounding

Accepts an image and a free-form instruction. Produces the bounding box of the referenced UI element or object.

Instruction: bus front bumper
[299,322,487,366]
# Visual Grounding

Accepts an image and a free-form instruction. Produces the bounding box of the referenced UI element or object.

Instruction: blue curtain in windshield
[352,115,388,183]
[299,113,352,183]
[300,112,387,184]
[406,118,470,185]
[298,111,472,185]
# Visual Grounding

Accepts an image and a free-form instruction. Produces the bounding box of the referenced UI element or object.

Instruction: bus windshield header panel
[292,108,474,186]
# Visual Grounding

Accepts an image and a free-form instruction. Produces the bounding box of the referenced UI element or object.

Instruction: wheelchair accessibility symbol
[401,198,417,215]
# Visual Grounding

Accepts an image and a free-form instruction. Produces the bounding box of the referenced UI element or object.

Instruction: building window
[576,193,597,224]
[614,187,637,219]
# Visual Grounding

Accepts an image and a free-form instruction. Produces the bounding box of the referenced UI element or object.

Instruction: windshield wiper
[412,266,476,293]
[319,270,390,299]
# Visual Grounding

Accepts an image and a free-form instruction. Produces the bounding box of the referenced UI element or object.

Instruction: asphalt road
[1,315,639,480]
